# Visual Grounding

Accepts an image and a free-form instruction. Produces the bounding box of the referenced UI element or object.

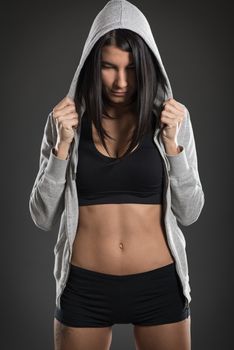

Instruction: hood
[66,0,173,112]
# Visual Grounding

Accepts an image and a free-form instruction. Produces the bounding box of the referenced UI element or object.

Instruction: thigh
[133,315,191,350]
[54,318,113,350]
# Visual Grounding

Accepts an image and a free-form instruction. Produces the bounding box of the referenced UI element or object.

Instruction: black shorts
[54,262,190,327]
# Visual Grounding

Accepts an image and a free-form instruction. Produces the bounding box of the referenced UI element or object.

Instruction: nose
[114,69,128,89]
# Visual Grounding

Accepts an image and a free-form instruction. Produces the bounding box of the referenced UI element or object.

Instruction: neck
[103,99,137,120]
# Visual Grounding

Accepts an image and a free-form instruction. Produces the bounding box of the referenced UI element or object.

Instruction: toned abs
[71,114,174,275]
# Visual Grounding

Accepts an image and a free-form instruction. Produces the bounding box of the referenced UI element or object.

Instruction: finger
[54,96,75,113]
[72,120,79,129]
[162,98,185,112]
[162,98,172,106]
[162,103,183,117]
[161,110,178,121]
[53,105,76,119]
[161,114,180,128]
[58,118,78,130]
[56,113,78,123]
[54,105,76,117]
[164,98,185,113]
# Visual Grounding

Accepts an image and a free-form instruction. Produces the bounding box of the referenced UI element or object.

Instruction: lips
[112,91,127,95]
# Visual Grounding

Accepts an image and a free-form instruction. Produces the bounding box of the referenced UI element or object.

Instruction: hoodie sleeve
[165,108,205,226]
[29,112,71,231]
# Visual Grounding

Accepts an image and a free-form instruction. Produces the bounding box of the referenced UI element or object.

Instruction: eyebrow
[101,61,135,67]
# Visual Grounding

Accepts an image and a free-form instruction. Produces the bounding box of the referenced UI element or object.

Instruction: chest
[91,118,138,159]
[76,115,165,203]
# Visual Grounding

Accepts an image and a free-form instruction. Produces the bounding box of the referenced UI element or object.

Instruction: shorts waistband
[69,262,175,281]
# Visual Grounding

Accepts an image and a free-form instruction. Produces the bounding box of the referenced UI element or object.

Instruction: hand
[52,96,79,145]
[160,98,186,146]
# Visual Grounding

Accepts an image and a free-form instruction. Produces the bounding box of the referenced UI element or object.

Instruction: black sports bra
[76,113,164,206]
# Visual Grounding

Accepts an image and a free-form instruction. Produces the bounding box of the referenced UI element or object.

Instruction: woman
[29,1,205,349]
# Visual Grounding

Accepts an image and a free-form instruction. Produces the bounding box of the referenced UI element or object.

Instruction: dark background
[1,0,233,349]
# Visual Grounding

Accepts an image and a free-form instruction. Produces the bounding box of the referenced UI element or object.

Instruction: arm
[165,108,205,226]
[53,141,71,160]
[28,112,71,231]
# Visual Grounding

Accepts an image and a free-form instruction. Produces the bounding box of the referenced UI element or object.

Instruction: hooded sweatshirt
[29,0,205,310]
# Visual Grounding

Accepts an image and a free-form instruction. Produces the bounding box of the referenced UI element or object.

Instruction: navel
[119,242,124,250]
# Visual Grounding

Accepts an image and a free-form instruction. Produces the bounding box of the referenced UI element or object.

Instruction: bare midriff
[70,113,175,275]
[70,203,174,275]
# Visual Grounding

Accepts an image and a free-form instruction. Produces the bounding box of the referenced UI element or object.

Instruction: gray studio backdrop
[1,0,233,349]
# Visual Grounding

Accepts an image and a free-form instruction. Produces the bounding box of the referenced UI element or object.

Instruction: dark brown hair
[74,28,168,160]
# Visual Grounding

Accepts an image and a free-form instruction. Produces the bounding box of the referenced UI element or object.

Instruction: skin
[100,44,138,119]
[53,45,190,350]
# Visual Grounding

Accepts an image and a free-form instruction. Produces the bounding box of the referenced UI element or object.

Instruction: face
[100,45,137,108]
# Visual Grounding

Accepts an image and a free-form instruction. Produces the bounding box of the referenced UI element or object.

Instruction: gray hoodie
[29,0,205,310]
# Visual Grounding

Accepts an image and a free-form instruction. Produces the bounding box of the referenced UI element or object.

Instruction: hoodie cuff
[165,145,190,177]
[44,148,70,182]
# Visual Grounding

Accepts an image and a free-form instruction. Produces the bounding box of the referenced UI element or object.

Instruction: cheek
[101,71,114,86]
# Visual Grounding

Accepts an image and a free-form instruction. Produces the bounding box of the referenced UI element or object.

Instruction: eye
[101,65,112,69]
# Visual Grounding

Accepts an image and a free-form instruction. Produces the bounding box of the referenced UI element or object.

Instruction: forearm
[29,147,69,231]
[164,142,204,226]
[53,142,71,160]
[164,142,182,156]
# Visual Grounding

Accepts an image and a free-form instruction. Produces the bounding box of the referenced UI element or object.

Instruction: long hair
[74,28,168,160]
